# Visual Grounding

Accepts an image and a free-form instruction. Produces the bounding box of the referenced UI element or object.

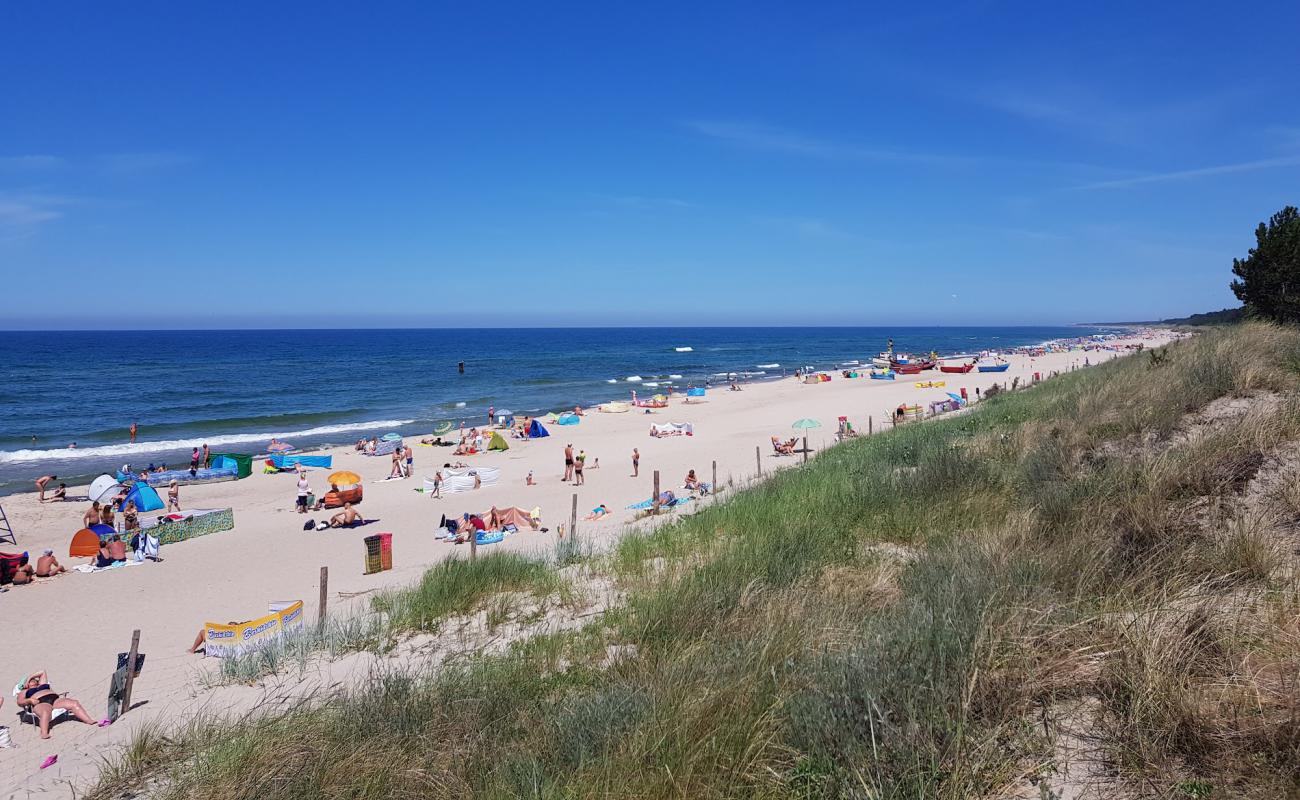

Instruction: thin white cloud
[758,216,862,241]
[686,120,967,166]
[0,155,66,170]
[0,192,77,231]
[1071,154,1300,190]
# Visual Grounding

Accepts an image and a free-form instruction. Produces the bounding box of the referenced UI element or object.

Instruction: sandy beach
[0,329,1178,796]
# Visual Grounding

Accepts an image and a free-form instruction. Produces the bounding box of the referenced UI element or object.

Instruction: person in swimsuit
[100,503,116,529]
[36,549,66,577]
[296,473,310,513]
[34,475,57,502]
[584,504,609,521]
[17,672,106,738]
[83,501,101,528]
[123,502,139,532]
[329,503,364,528]
[10,553,35,585]
[631,447,639,477]
[574,451,586,486]
[684,469,699,490]
[563,444,574,482]
[129,421,138,442]
[107,534,127,561]
[48,483,67,502]
[167,480,181,511]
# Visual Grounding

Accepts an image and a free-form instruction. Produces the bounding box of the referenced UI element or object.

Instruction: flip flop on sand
[40,755,57,769]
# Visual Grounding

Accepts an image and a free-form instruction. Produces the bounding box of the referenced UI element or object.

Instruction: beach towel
[627,495,693,510]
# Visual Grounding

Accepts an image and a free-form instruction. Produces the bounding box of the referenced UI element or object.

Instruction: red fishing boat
[893,363,925,374]
[939,362,974,374]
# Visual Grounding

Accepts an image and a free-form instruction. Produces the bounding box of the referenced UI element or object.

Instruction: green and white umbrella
[791,418,822,432]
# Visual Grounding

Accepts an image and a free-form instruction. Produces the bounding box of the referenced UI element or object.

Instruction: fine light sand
[0,330,1177,797]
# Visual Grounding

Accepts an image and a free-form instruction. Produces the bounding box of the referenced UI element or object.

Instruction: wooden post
[869,416,873,435]
[570,493,578,538]
[802,436,809,463]
[652,470,660,515]
[317,566,328,629]
[470,526,477,559]
[121,629,140,715]
[756,445,762,476]
[711,460,717,497]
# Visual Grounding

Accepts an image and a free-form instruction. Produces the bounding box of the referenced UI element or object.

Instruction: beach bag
[303,520,315,531]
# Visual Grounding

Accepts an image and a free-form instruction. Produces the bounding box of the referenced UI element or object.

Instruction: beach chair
[12,683,68,728]
[0,505,15,546]
[770,437,792,457]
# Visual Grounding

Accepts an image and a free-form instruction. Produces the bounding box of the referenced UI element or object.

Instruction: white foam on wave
[643,382,659,388]
[668,374,683,379]
[605,379,618,384]
[626,376,643,382]
[454,402,467,408]
[0,419,418,465]
[674,346,693,352]
[756,363,780,369]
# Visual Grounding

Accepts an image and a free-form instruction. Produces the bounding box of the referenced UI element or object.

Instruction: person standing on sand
[574,450,586,486]
[631,447,639,477]
[167,480,181,511]
[202,443,211,468]
[488,406,494,426]
[430,470,442,498]
[563,444,574,482]
[83,501,101,528]
[34,475,56,501]
[296,472,310,513]
[405,444,414,478]
[189,448,201,477]
[129,421,138,442]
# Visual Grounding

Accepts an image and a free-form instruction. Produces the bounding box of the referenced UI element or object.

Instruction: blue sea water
[0,326,1115,494]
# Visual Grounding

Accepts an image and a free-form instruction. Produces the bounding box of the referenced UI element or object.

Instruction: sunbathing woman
[684,470,699,490]
[584,504,609,521]
[16,671,108,739]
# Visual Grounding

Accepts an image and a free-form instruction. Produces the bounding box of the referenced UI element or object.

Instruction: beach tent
[429,466,502,494]
[120,483,164,513]
[88,475,124,504]
[487,432,509,451]
[555,413,580,426]
[528,419,550,438]
[69,523,117,557]
[686,387,706,398]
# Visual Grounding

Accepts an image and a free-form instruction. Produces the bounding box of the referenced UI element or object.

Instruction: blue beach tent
[528,419,550,438]
[120,483,164,513]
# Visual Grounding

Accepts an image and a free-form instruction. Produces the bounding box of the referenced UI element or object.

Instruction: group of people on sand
[34,474,66,502]
[6,549,68,585]
[770,436,799,455]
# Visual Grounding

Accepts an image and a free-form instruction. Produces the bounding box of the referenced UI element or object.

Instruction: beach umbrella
[433,421,453,435]
[382,432,401,441]
[946,392,966,406]
[790,418,822,432]
[88,474,123,504]
[327,471,361,486]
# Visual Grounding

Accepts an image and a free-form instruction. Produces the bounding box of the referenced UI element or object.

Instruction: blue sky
[2,1,1298,328]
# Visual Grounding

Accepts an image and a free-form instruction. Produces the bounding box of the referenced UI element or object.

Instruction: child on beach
[632,447,639,477]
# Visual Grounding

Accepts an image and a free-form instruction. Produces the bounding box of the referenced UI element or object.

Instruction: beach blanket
[628,495,693,510]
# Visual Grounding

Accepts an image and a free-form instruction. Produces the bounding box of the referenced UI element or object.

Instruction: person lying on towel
[329,503,364,528]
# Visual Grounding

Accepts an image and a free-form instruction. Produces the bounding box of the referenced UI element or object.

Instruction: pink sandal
[40,755,57,769]
[97,719,112,727]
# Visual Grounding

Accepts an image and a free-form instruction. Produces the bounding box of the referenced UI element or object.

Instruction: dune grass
[89,323,1300,799]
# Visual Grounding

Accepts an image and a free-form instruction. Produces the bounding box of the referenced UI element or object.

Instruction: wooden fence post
[802,436,809,464]
[570,493,578,538]
[470,526,478,558]
[318,566,328,629]
[711,460,717,497]
[756,445,762,476]
[869,416,873,435]
[652,470,661,515]
[121,629,141,715]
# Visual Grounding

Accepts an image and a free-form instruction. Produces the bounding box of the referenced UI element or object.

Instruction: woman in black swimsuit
[17,671,105,738]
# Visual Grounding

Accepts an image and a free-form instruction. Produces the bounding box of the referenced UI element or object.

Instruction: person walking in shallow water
[129,421,138,442]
